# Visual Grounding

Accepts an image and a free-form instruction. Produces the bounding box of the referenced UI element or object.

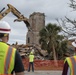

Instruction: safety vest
[29,54,34,62]
[65,56,76,75]
[0,42,16,75]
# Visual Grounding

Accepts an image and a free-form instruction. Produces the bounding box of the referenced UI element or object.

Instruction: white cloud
[0,0,75,44]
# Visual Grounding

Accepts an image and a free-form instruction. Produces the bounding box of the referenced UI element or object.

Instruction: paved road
[24,71,62,75]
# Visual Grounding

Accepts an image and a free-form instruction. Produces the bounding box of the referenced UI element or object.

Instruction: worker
[28,49,34,72]
[0,21,25,75]
[62,39,76,75]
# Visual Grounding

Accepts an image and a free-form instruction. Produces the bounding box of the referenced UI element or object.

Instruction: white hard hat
[72,39,76,47]
[32,49,34,53]
[0,21,11,33]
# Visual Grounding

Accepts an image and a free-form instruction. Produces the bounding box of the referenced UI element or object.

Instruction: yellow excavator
[0,4,30,28]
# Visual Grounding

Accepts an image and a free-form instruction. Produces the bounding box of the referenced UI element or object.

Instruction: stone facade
[26,12,45,46]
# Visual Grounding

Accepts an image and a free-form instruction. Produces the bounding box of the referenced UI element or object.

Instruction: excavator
[0,4,30,29]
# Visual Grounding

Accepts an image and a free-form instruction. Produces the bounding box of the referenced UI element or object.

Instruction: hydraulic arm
[0,4,30,28]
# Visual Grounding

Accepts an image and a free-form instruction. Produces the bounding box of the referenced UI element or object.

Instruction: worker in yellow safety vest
[0,21,25,75]
[28,49,34,72]
[62,40,76,75]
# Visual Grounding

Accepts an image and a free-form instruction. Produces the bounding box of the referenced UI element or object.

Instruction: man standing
[0,21,25,75]
[62,40,76,75]
[28,49,34,72]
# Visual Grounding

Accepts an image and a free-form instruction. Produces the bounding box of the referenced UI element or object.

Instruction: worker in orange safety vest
[0,21,25,75]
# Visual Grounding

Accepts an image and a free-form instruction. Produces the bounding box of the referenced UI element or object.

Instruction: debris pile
[10,44,48,60]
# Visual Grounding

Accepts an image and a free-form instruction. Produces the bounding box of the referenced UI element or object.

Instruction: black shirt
[11,50,25,74]
[62,61,68,75]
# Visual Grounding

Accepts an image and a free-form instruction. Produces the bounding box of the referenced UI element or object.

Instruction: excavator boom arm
[0,8,11,20]
[0,4,30,28]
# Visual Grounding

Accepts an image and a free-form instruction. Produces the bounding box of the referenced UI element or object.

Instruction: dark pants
[28,62,34,72]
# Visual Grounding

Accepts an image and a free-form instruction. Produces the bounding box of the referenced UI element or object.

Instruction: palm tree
[39,23,64,66]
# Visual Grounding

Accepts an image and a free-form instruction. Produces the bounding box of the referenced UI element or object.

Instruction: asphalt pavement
[24,70,62,75]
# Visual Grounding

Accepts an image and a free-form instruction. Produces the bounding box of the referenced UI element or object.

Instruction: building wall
[26,12,45,46]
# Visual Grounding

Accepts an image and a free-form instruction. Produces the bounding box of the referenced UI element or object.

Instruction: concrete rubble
[10,43,48,60]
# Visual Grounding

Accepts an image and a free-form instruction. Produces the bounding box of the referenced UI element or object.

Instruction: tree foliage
[39,23,68,60]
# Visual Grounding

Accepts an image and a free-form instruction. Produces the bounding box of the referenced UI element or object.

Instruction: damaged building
[26,12,45,46]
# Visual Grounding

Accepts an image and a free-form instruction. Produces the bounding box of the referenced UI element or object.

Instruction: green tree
[39,23,65,61]
[56,40,68,60]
